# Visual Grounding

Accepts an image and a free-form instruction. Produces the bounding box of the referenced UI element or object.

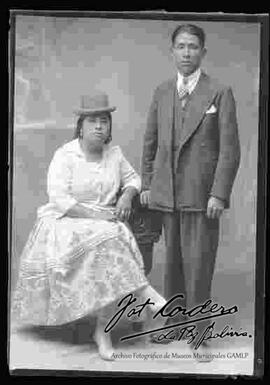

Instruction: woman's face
[81,113,110,146]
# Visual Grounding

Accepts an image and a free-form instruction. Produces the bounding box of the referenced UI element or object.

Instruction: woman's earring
[79,129,83,138]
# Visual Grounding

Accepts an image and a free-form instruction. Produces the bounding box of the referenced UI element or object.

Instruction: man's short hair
[171,24,206,48]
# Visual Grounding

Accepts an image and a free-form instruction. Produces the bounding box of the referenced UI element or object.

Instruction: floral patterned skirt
[11,217,148,326]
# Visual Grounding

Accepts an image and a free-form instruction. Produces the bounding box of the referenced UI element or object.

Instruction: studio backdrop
[12,15,259,318]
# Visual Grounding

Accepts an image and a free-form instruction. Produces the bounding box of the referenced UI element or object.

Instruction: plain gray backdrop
[12,16,259,305]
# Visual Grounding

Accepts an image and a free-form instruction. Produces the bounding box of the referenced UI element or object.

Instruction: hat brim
[73,106,116,115]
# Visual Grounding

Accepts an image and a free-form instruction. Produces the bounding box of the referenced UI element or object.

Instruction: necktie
[178,77,189,101]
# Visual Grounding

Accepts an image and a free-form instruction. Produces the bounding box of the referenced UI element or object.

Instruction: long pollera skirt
[11,217,148,326]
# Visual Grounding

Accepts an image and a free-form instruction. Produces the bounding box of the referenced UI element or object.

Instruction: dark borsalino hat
[73,91,116,115]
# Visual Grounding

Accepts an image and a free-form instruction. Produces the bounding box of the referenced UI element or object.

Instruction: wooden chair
[128,194,163,275]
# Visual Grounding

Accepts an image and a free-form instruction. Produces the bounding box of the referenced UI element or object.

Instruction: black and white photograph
[8,11,268,377]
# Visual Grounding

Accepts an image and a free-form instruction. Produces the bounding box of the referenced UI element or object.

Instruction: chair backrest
[128,193,163,246]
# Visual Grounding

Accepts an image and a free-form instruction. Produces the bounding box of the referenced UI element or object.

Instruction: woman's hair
[171,24,206,48]
[73,112,112,144]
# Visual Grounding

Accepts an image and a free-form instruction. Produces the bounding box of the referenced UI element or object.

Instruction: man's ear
[169,45,175,55]
[170,45,176,62]
[202,47,207,58]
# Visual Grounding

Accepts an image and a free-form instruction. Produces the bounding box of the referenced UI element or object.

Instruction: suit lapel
[178,72,217,154]
[163,78,176,149]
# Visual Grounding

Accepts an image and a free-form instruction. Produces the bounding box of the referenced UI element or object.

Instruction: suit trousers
[162,210,219,334]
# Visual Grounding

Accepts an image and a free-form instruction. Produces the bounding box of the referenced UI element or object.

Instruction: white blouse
[37,139,141,219]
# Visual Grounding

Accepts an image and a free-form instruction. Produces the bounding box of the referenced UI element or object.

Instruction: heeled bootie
[93,319,115,361]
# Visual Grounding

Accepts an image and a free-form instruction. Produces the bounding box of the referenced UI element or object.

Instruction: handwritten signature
[150,322,252,349]
[104,293,252,349]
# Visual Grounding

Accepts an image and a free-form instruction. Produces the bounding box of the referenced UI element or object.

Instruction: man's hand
[140,190,151,206]
[206,196,225,219]
[115,194,132,221]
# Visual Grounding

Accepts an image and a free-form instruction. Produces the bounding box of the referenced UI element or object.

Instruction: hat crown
[74,91,116,115]
[80,92,109,110]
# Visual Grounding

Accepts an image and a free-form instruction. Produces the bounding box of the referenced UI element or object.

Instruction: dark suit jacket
[141,71,241,211]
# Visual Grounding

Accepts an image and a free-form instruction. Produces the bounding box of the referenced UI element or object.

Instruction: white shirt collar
[177,68,201,95]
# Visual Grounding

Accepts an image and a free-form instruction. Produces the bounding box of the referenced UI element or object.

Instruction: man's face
[171,32,206,76]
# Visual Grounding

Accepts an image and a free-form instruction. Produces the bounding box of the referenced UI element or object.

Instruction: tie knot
[178,82,189,100]
[183,76,188,85]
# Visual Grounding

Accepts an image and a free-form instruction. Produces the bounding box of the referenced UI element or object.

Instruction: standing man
[140,24,240,356]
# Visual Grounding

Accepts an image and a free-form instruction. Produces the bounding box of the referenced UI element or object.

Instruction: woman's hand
[66,204,116,221]
[94,210,117,222]
[115,194,132,222]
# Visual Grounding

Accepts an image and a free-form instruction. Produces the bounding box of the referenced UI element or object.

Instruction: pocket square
[205,105,217,114]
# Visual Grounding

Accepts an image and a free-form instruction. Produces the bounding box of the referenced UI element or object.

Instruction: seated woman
[11,91,166,361]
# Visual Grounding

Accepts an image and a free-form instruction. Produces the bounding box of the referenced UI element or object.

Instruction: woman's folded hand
[115,194,132,222]
[66,204,117,221]
[94,210,117,222]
